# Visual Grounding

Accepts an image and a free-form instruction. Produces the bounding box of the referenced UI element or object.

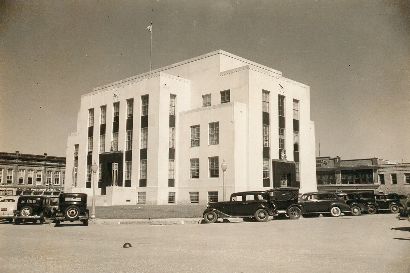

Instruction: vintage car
[335,192,369,216]
[13,196,46,224]
[202,191,276,223]
[374,193,403,213]
[0,196,18,223]
[266,187,302,219]
[52,193,89,226]
[299,192,351,217]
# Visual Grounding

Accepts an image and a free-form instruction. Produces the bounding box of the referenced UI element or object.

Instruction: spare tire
[65,205,80,220]
[20,206,33,217]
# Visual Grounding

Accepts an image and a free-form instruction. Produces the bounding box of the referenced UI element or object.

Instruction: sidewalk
[92,217,203,225]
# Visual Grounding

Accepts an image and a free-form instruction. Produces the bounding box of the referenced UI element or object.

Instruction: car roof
[231,191,267,195]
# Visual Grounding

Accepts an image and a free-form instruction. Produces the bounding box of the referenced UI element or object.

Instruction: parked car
[266,187,302,219]
[299,192,351,217]
[202,191,276,223]
[374,193,403,213]
[52,193,89,226]
[335,192,369,216]
[0,196,18,223]
[13,196,46,224]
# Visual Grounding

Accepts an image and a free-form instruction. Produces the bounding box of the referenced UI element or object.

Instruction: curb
[91,218,203,225]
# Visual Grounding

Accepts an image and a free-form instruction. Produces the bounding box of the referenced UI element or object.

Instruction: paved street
[1,214,409,273]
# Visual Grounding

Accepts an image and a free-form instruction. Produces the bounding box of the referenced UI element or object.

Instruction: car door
[376,195,388,210]
[300,194,320,213]
[228,194,246,216]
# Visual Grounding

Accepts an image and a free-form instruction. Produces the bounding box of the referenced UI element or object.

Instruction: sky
[0,0,409,161]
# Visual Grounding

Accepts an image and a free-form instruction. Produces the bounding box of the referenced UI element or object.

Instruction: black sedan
[299,192,351,217]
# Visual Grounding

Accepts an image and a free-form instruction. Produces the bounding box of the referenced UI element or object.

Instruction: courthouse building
[65,50,316,205]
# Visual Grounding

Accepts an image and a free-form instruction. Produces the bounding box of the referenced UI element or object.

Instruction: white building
[65,50,317,205]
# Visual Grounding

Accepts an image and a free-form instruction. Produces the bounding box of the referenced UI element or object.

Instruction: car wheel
[287,206,301,220]
[254,209,269,222]
[82,220,89,226]
[330,206,341,217]
[65,205,80,220]
[20,206,33,217]
[389,204,399,213]
[55,220,61,227]
[7,219,13,223]
[367,204,377,214]
[203,211,218,224]
[351,205,362,216]
[14,219,20,225]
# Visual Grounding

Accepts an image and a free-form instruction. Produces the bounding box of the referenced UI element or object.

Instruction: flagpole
[149,21,152,73]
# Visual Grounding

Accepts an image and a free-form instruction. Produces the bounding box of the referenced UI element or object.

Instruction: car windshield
[64,196,82,202]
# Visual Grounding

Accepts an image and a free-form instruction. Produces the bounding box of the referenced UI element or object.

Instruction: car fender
[203,208,230,218]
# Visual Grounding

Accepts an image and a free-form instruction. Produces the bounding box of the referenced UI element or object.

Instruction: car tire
[20,206,33,217]
[287,206,301,220]
[254,209,269,222]
[389,204,399,213]
[55,220,61,227]
[203,211,218,224]
[65,205,80,220]
[351,205,362,216]
[330,206,341,217]
[367,204,377,214]
[14,219,20,225]
[82,220,89,226]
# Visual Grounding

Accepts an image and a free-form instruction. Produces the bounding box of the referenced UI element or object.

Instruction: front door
[272,160,297,188]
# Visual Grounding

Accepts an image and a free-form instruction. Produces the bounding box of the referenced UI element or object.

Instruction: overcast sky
[0,0,409,161]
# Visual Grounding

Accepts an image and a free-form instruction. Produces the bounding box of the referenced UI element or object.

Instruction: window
[168,192,176,204]
[74,144,79,157]
[140,128,148,149]
[405,173,410,184]
[190,125,200,147]
[98,164,102,181]
[169,127,175,148]
[125,161,132,180]
[54,171,61,185]
[127,99,134,118]
[391,174,397,184]
[0,169,3,184]
[209,122,219,145]
[88,108,94,127]
[293,99,300,120]
[209,156,219,178]
[169,94,176,115]
[278,95,285,117]
[220,90,230,103]
[190,158,199,179]
[112,163,118,186]
[100,105,107,124]
[208,191,218,203]
[99,134,105,153]
[112,132,118,151]
[18,169,25,184]
[141,95,149,116]
[263,158,270,180]
[36,170,42,185]
[140,159,147,179]
[263,125,270,147]
[46,171,52,185]
[27,170,34,185]
[62,171,65,185]
[189,192,199,203]
[113,102,119,117]
[88,136,93,152]
[86,165,91,186]
[262,90,270,112]
[279,128,285,149]
[168,160,175,179]
[295,162,300,182]
[293,133,299,150]
[379,174,385,185]
[126,130,133,151]
[138,192,146,204]
[202,94,211,107]
[6,169,13,184]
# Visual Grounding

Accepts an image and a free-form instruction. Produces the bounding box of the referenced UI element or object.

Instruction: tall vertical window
[127,99,134,118]
[18,169,25,184]
[168,192,176,204]
[98,164,102,181]
[209,122,219,145]
[126,130,133,151]
[113,102,120,118]
[391,173,397,184]
[99,134,105,153]
[100,105,107,124]
[220,89,230,103]
[293,99,300,120]
[112,132,118,151]
[278,95,285,117]
[140,128,148,149]
[141,95,149,116]
[295,163,300,183]
[6,169,13,184]
[125,161,132,180]
[112,163,118,186]
[263,159,270,180]
[263,125,270,147]
[169,127,175,148]
[36,170,42,185]
[190,125,200,147]
[379,174,385,185]
[202,94,211,107]
[74,144,79,157]
[209,156,219,178]
[190,158,200,179]
[86,165,91,187]
[88,108,94,127]
[278,95,286,159]
[0,169,3,184]
[262,90,270,112]
[46,171,52,185]
[88,136,93,152]
[189,192,199,203]
[140,159,147,179]
[168,159,175,179]
[62,171,65,185]
[54,171,61,185]
[27,170,34,185]
[279,128,285,149]
[169,94,176,115]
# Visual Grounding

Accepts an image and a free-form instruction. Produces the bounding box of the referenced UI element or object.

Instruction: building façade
[65,50,317,205]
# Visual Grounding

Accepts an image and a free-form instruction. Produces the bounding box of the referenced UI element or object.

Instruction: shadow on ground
[391,227,410,232]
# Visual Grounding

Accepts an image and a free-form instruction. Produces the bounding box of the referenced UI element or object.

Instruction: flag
[146,23,152,32]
